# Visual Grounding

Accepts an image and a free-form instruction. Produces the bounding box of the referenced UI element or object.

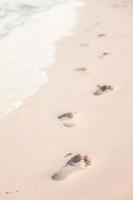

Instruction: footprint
[99,52,111,58]
[79,43,89,47]
[52,154,91,181]
[5,192,11,194]
[112,4,127,8]
[75,67,87,72]
[58,112,77,128]
[5,191,19,194]
[97,33,106,38]
[94,22,101,26]
[94,85,114,96]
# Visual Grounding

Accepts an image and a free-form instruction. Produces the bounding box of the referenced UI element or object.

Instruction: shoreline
[0,0,83,120]
[0,0,85,123]
[0,0,133,199]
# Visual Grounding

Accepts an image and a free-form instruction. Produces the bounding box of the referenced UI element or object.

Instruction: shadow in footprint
[75,67,88,72]
[99,52,111,58]
[94,85,114,96]
[52,154,91,181]
[65,152,72,158]
[97,33,106,38]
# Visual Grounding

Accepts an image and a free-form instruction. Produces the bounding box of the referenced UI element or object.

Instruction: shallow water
[0,0,84,119]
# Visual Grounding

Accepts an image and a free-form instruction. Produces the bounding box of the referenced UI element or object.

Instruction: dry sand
[0,0,133,199]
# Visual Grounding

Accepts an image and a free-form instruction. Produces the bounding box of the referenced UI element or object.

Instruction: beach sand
[0,0,133,199]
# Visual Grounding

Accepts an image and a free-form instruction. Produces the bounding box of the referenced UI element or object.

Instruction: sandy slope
[0,0,133,199]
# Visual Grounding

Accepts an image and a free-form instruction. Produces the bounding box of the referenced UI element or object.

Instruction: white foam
[0,0,84,119]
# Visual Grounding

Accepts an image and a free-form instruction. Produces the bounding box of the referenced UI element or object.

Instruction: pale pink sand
[0,0,133,199]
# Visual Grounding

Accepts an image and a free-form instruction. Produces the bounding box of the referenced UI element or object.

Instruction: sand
[0,0,133,199]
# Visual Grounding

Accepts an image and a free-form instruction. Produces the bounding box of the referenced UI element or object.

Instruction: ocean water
[0,0,84,119]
